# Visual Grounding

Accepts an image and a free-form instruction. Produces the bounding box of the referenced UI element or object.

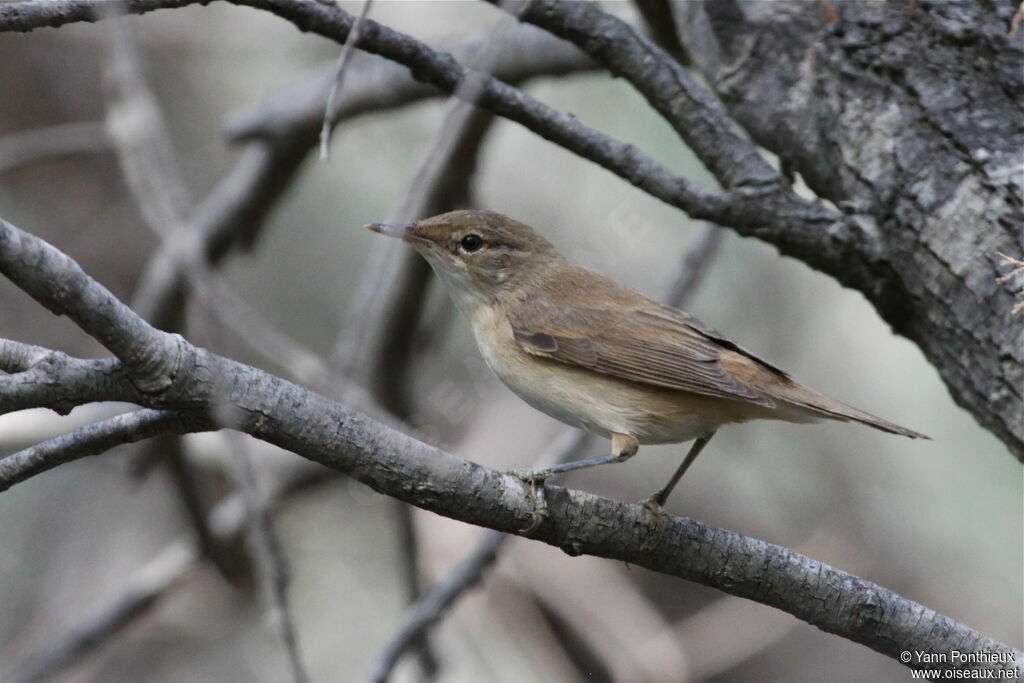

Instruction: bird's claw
[507,469,550,535]
[641,496,668,519]
[639,495,669,550]
[507,468,549,484]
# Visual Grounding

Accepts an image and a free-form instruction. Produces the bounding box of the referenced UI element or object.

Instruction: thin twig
[364,429,590,683]
[227,24,594,144]
[662,222,722,307]
[0,409,208,491]
[102,7,192,235]
[105,13,328,383]
[101,2,252,584]
[319,0,372,160]
[0,0,844,250]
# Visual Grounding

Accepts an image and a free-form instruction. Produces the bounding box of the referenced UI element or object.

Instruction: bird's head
[366,210,561,313]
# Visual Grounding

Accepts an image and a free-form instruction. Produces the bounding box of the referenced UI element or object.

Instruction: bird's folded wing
[508,303,776,406]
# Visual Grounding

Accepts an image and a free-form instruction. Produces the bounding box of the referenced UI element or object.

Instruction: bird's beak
[364,222,426,245]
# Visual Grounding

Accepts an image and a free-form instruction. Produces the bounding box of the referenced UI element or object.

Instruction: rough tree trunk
[672,0,1024,457]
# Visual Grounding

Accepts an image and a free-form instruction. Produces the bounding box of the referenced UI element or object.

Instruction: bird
[367,210,928,515]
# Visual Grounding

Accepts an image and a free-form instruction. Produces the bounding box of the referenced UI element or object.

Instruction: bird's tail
[772,379,930,439]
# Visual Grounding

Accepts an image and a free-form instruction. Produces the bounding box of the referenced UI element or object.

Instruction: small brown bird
[368,210,927,511]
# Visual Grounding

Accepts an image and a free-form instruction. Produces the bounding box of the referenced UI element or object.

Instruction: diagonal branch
[1,219,1016,677]
[0,408,210,492]
[318,0,372,160]
[491,0,781,191]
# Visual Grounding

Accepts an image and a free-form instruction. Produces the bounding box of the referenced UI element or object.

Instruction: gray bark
[672,0,1024,456]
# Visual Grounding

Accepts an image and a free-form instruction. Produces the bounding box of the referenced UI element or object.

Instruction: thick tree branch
[667,0,1024,457]
[1,220,1018,676]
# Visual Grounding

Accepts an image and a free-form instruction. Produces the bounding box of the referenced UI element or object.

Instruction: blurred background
[0,2,1020,682]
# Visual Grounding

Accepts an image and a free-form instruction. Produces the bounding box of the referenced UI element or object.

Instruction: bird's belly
[473,317,719,444]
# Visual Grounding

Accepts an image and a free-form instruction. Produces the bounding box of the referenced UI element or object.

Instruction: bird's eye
[460,234,483,252]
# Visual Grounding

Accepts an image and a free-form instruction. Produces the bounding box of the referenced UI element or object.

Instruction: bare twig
[129,141,306,321]
[662,223,722,307]
[102,8,191,234]
[227,24,594,144]
[0,409,208,491]
[325,15,510,385]
[101,3,254,585]
[319,0,372,160]
[489,0,782,191]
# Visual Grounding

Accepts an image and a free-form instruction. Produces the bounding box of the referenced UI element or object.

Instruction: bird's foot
[508,468,550,485]
[639,494,669,550]
[507,469,550,536]
[640,495,668,519]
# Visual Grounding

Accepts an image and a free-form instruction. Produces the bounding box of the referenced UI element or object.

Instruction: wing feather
[509,303,776,406]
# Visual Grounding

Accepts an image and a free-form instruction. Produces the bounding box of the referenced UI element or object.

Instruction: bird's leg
[511,433,639,483]
[641,432,715,517]
[510,433,639,534]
